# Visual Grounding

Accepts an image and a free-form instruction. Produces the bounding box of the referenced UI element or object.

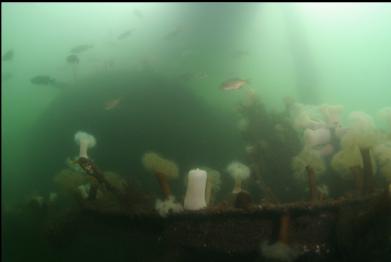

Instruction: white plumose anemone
[320,104,344,128]
[155,196,184,217]
[74,131,96,158]
[292,148,325,182]
[226,161,250,194]
[303,128,331,147]
[261,241,300,262]
[78,183,91,199]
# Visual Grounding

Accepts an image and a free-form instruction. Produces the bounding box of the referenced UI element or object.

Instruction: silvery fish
[70,44,93,54]
[2,49,14,61]
[118,29,134,40]
[104,98,121,111]
[220,78,249,90]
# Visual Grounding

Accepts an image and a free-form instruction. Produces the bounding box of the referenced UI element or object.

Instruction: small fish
[86,55,101,63]
[283,96,296,109]
[30,75,67,88]
[103,58,115,71]
[164,27,182,40]
[133,8,143,19]
[232,49,249,59]
[1,72,12,82]
[180,49,198,58]
[118,29,134,40]
[177,72,194,82]
[30,75,69,88]
[177,71,207,82]
[104,58,115,67]
[66,54,79,64]
[194,71,208,80]
[2,49,14,61]
[70,44,93,54]
[30,75,56,86]
[104,98,121,111]
[220,78,248,90]
[106,41,117,48]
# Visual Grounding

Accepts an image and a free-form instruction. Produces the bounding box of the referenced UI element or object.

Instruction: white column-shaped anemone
[74,131,96,158]
[184,168,207,210]
[227,161,250,194]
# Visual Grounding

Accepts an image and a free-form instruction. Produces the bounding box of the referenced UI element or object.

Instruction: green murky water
[2,3,391,262]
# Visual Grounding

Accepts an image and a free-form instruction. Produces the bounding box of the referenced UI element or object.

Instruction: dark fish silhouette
[232,49,249,59]
[30,75,68,88]
[67,54,79,64]
[133,8,143,19]
[1,72,12,82]
[30,75,56,86]
[118,29,134,40]
[2,49,14,61]
[177,71,208,82]
[164,27,182,40]
[70,44,93,54]
[177,72,194,82]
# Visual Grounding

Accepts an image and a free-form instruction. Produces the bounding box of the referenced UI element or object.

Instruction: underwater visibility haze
[2,3,391,262]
